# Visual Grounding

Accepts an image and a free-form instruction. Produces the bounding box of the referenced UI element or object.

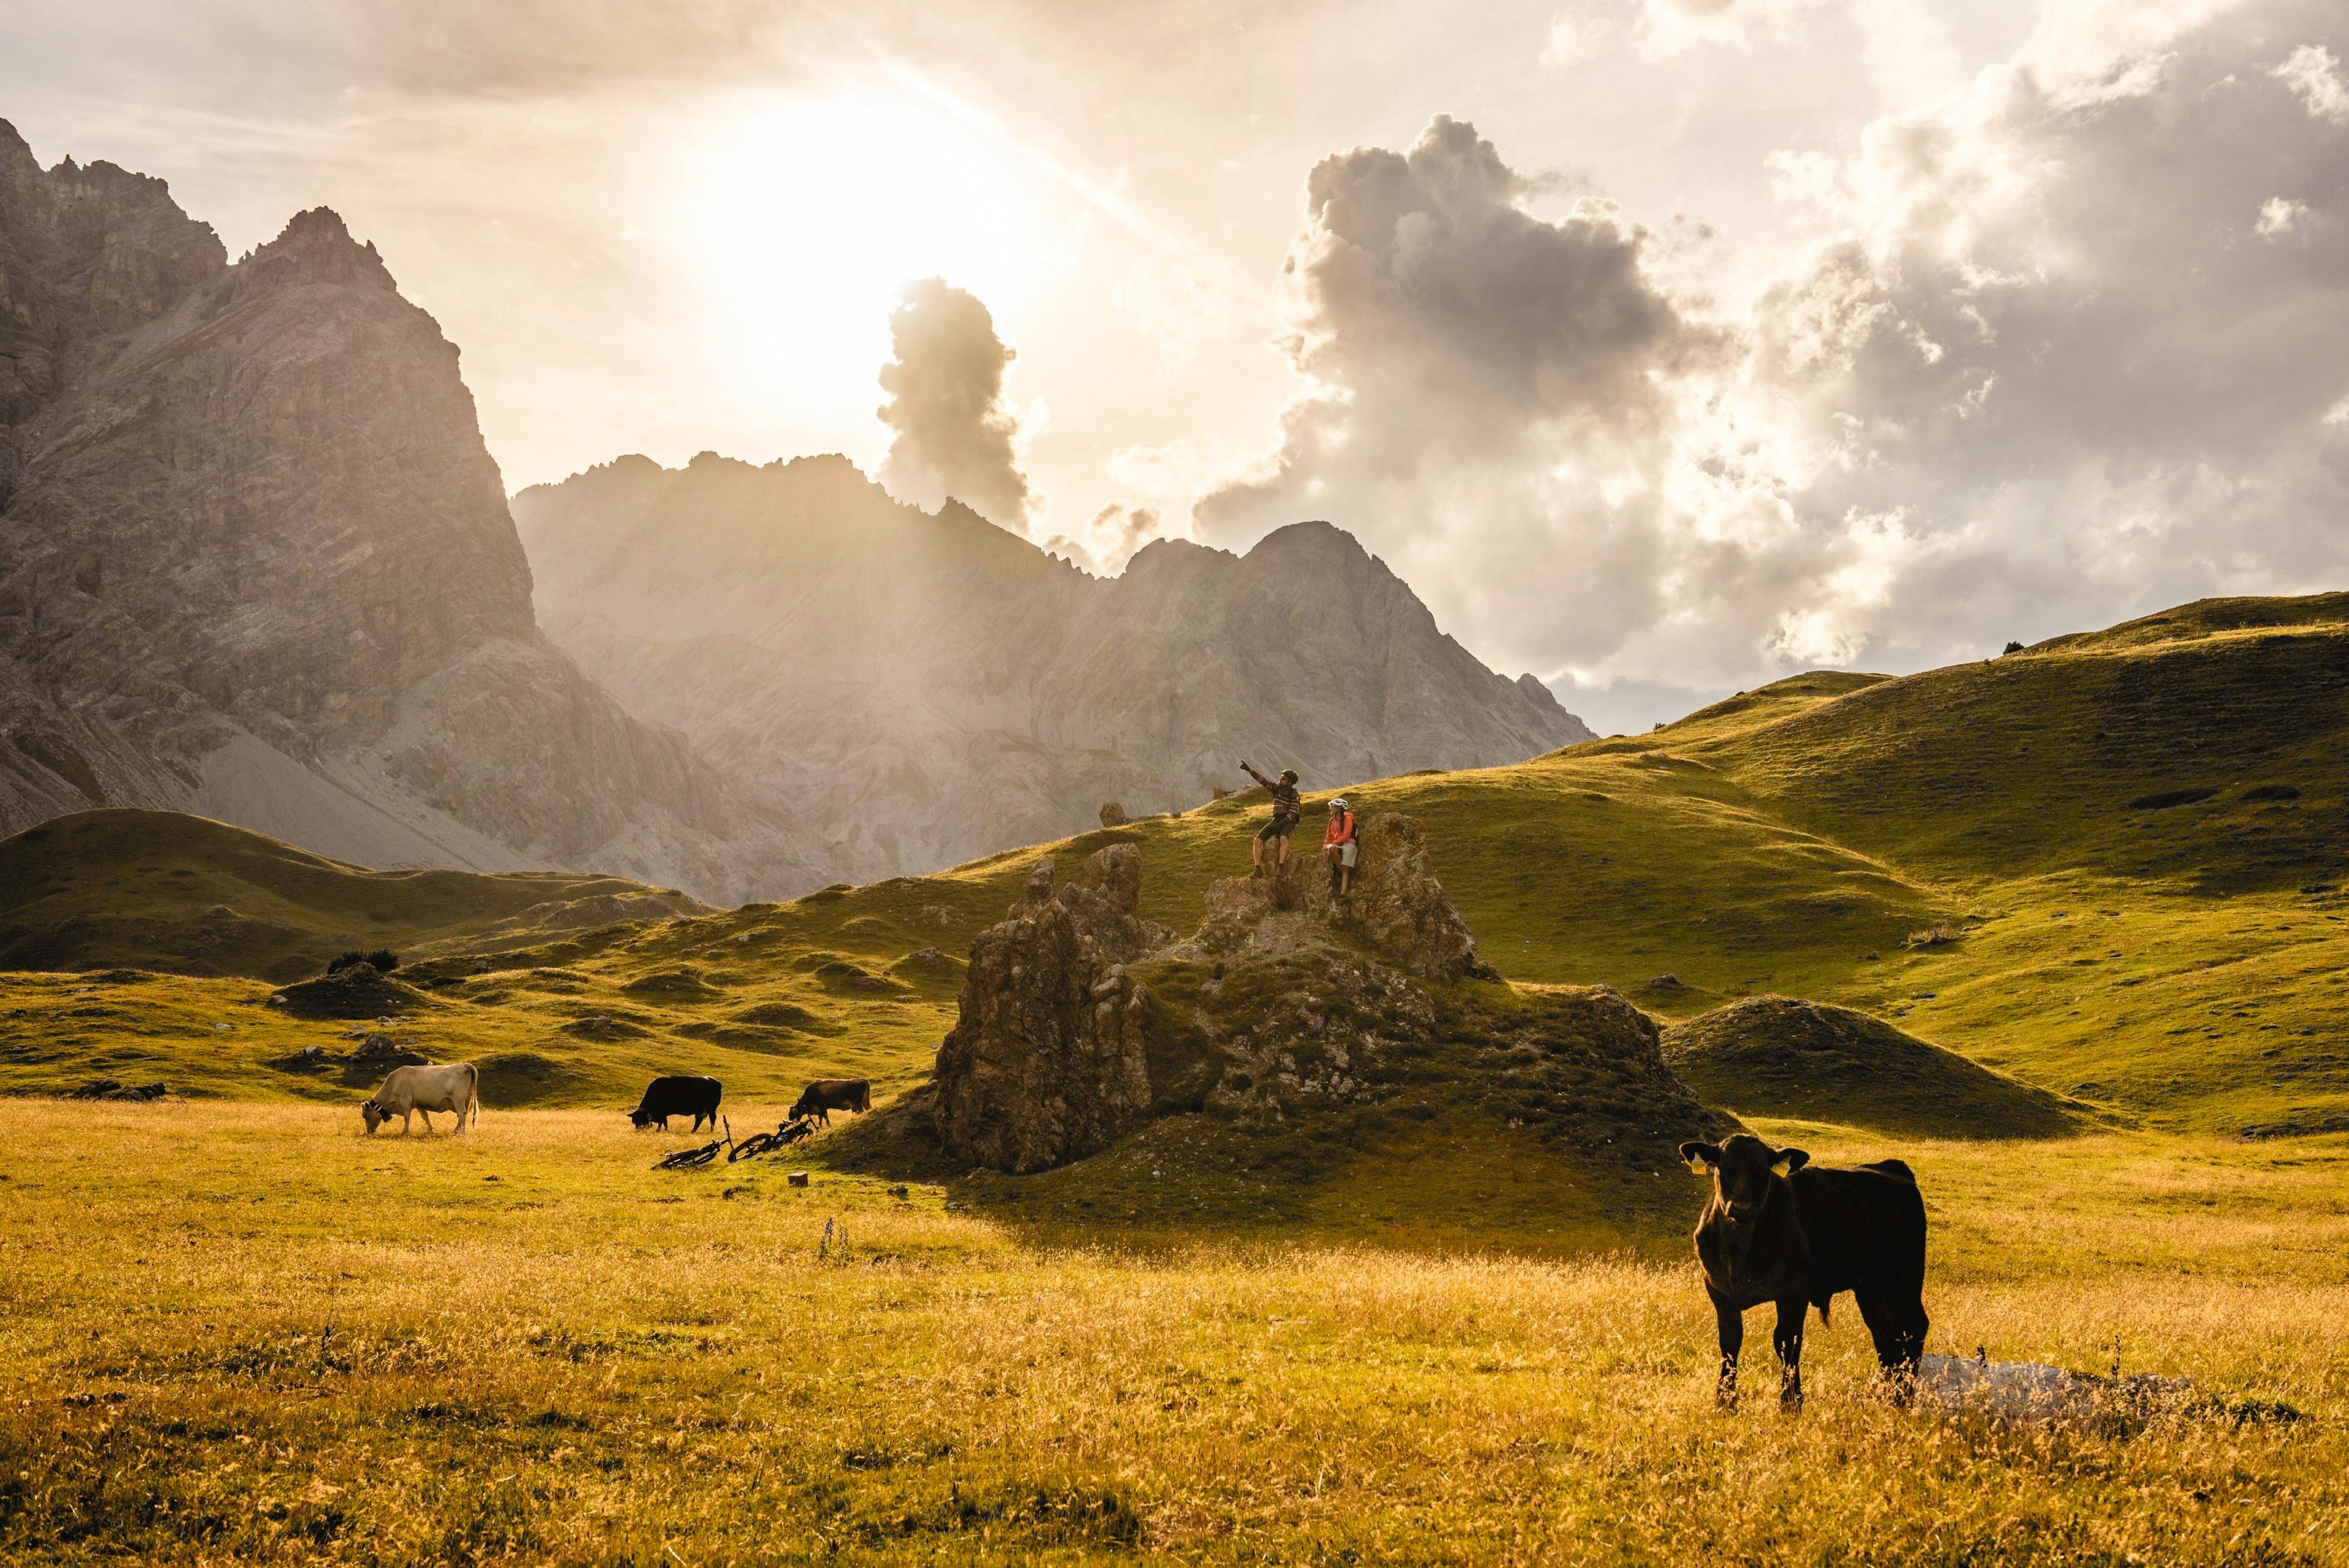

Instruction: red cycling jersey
[1323,810,1356,847]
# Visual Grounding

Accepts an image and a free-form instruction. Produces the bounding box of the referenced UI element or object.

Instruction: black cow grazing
[790,1078,871,1125]
[630,1074,723,1132]
[1679,1134,1929,1410]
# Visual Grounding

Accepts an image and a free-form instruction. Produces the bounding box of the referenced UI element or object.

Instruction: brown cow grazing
[790,1078,870,1125]
[362,1063,480,1136]
[1679,1134,1929,1411]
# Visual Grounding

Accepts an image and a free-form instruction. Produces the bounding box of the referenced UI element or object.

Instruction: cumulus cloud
[1739,0,2349,668]
[2273,42,2349,123]
[1043,502,1165,576]
[1197,115,1721,666]
[876,277,1036,530]
[2257,195,2312,237]
[1194,0,2349,721]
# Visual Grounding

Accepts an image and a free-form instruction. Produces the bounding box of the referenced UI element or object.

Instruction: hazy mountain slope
[0,124,827,901]
[513,452,1589,878]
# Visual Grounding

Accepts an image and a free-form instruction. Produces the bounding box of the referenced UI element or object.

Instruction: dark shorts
[1257,816,1298,842]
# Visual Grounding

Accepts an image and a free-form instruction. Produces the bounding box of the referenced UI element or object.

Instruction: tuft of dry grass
[2,1104,2346,1564]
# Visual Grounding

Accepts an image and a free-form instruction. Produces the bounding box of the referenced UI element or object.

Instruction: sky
[4,0,2345,733]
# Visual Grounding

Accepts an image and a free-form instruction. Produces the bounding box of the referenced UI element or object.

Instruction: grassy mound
[1661,997,2090,1139]
[267,964,434,1020]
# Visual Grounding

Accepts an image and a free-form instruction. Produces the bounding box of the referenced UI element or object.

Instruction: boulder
[1099,801,1128,828]
[349,1031,426,1069]
[69,1079,168,1102]
[933,844,1173,1173]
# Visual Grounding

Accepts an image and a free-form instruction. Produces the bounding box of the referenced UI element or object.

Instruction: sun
[669,87,1041,438]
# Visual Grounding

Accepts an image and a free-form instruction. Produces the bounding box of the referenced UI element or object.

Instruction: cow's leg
[1773,1297,1806,1411]
[1880,1261,1930,1405]
[1708,1286,1743,1408]
[1853,1283,1912,1403]
[418,1109,435,1136]
[399,1109,413,1135]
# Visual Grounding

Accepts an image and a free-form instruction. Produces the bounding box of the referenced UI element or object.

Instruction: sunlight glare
[670,90,1040,437]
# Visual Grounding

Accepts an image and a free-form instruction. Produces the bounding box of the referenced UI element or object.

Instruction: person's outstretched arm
[1241,760,1272,789]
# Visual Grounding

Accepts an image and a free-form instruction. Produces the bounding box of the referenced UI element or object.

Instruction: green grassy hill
[0,809,712,981]
[4,592,2347,1145]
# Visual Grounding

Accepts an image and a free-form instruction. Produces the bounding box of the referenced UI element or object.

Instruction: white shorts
[1330,842,1357,867]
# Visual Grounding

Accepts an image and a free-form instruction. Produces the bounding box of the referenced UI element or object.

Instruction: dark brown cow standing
[790,1078,871,1125]
[630,1075,722,1132]
[1679,1134,1930,1410]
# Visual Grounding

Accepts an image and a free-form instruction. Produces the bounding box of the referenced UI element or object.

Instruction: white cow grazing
[361,1063,480,1135]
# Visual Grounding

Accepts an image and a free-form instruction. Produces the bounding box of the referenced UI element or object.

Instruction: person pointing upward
[1239,759,1301,878]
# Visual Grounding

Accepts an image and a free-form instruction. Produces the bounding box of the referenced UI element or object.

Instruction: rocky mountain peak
[1516,672,1570,718]
[233,207,396,296]
[0,125,225,504]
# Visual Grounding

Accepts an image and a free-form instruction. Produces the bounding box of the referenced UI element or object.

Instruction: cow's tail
[466,1063,481,1131]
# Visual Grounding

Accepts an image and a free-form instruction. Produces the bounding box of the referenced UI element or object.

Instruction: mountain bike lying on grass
[727,1117,816,1162]
[653,1117,732,1169]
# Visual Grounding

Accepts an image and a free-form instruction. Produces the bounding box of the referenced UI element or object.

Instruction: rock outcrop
[512,453,1593,880]
[1187,812,1493,983]
[0,124,826,900]
[933,816,1724,1174]
[932,844,1173,1173]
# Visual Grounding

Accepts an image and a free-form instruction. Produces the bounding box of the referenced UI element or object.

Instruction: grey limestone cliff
[0,122,823,900]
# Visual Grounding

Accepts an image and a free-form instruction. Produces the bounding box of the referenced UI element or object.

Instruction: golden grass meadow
[5,1101,2347,1566]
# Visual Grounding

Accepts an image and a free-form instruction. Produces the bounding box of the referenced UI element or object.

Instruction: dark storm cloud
[877,277,1034,530]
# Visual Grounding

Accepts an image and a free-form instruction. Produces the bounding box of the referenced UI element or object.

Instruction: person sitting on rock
[1322,796,1359,898]
[1239,759,1302,877]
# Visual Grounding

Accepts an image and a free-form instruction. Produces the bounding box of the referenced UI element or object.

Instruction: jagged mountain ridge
[513,451,1590,879]
[0,122,824,901]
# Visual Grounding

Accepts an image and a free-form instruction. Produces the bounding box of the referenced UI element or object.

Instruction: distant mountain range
[0,120,1586,897]
[514,453,1588,879]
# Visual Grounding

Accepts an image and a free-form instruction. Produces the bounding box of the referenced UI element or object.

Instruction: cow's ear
[1679,1141,1718,1174]
[1773,1148,1810,1174]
